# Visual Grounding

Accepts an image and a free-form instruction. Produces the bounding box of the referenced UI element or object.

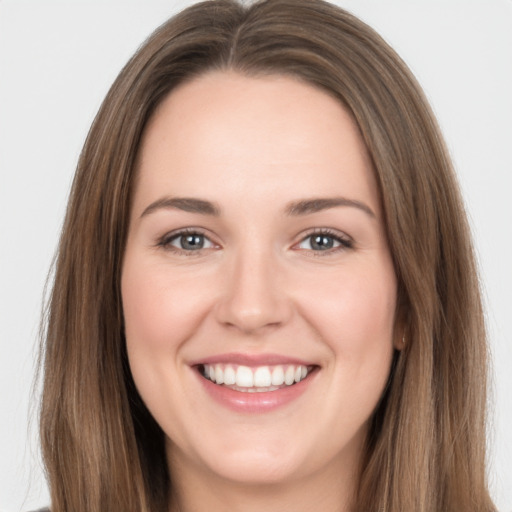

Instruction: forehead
[133,71,380,217]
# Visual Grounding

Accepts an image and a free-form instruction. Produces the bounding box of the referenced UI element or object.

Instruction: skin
[122,71,400,512]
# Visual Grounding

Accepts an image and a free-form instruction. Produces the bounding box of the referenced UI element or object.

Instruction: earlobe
[393,292,408,351]
[393,322,407,351]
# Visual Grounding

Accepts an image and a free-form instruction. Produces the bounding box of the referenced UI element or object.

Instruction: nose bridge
[215,239,291,333]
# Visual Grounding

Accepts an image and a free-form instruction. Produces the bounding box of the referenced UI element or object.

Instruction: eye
[296,230,353,252]
[158,229,216,253]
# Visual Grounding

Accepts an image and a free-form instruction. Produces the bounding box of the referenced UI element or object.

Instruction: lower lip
[195,368,317,413]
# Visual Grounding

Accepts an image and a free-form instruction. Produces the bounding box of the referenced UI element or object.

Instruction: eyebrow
[141,197,221,217]
[284,197,375,218]
[140,196,375,219]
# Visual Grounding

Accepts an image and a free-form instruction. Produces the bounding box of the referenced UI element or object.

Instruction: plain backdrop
[1,1,511,510]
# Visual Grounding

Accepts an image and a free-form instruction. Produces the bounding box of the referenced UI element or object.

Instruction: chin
[167,430,310,486]
[204,453,302,485]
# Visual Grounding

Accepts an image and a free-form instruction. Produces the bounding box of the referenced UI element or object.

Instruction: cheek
[121,258,215,440]
[121,260,211,355]
[310,264,396,424]
[297,259,397,379]
[304,262,395,335]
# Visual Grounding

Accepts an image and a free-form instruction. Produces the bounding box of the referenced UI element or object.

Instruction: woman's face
[122,71,398,488]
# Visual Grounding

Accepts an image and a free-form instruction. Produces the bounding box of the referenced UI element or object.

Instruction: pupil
[312,235,333,250]
[181,234,203,250]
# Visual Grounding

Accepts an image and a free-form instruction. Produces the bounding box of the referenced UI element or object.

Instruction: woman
[38,0,497,511]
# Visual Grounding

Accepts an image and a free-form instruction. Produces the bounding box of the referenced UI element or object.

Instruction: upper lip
[189,352,317,367]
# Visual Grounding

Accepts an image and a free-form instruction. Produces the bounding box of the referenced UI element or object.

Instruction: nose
[214,247,293,335]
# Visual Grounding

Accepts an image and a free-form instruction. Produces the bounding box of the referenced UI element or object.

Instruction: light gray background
[1,1,511,510]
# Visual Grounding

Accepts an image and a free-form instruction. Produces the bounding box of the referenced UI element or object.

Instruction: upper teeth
[202,364,309,388]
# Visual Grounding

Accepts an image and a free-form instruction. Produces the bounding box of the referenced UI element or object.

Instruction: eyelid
[156,227,219,255]
[155,227,353,256]
[293,228,354,253]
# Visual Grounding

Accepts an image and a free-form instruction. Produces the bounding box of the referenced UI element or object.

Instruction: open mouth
[198,363,317,393]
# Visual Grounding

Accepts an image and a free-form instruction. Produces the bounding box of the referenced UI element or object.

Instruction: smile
[194,357,319,413]
[200,363,312,392]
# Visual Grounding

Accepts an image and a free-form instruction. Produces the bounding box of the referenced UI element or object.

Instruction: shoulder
[29,508,50,512]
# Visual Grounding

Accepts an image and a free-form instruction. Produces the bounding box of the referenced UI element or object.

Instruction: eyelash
[156,228,214,257]
[156,227,353,257]
[297,228,354,255]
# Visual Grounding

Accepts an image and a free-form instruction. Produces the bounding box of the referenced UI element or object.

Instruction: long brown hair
[39,1,496,510]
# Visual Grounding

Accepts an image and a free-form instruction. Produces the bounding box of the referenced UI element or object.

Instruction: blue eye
[160,230,215,252]
[297,231,352,252]
[157,228,351,255]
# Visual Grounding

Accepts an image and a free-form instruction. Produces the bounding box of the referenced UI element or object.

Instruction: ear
[393,328,406,351]
[393,291,407,351]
